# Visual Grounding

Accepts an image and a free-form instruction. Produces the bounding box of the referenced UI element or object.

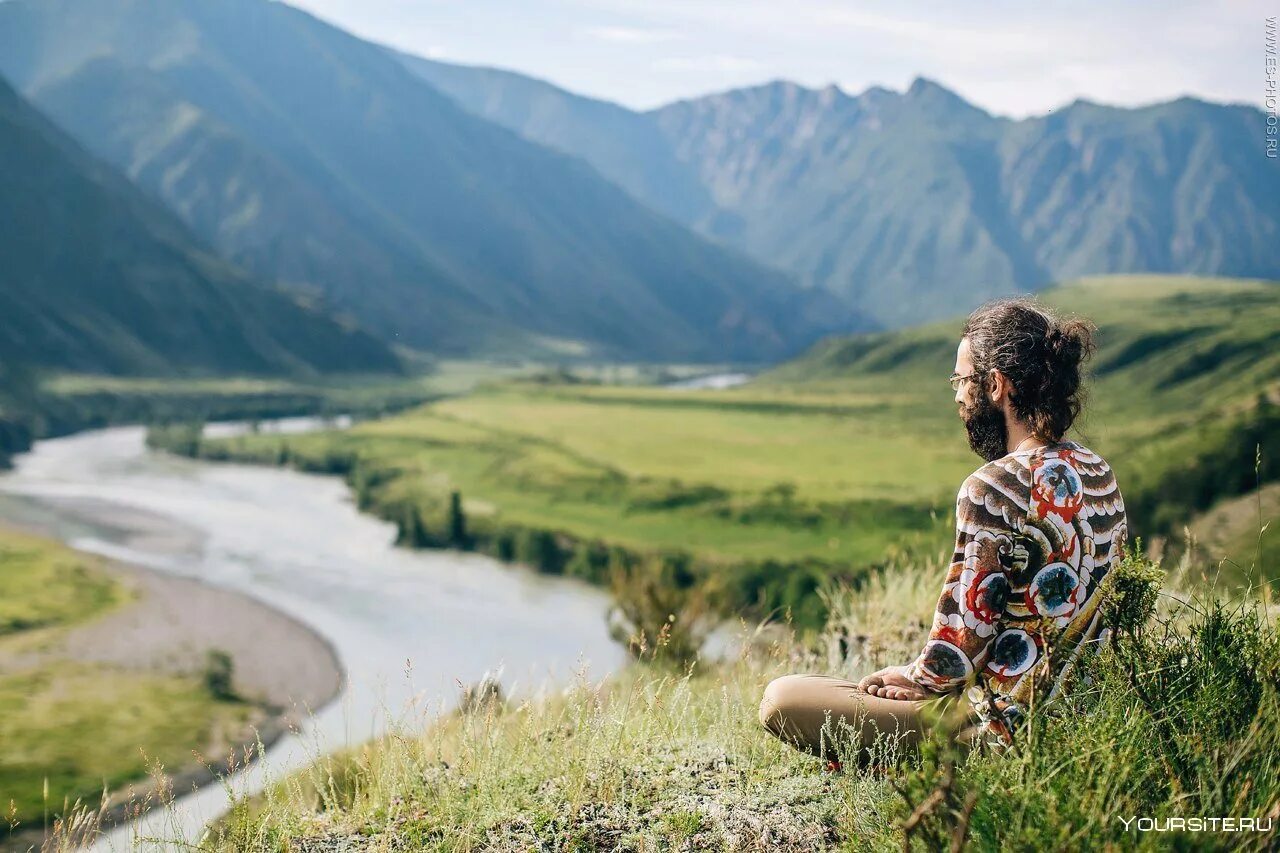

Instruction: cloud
[652,54,764,73]
[287,0,1267,114]
[582,25,684,44]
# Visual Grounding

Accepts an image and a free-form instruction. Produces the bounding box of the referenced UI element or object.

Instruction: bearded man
[759,298,1129,767]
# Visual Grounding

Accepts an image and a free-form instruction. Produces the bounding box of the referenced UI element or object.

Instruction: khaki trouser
[758,674,982,764]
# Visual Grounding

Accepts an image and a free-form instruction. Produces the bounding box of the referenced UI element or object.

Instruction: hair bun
[963,298,1096,442]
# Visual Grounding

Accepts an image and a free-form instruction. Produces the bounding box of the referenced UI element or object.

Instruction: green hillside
[0,75,402,378]
[767,275,1280,551]
[199,552,1280,852]
[163,276,1280,622]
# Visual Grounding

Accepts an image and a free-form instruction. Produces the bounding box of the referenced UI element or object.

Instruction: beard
[961,392,1009,462]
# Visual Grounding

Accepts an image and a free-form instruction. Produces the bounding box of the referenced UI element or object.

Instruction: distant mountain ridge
[401,59,1280,329]
[0,76,402,377]
[0,0,853,363]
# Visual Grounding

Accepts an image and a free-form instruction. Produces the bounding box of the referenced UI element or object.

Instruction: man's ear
[989,370,1009,403]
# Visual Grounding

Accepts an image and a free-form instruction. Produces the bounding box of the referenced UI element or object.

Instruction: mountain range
[0,75,401,377]
[2,0,1277,377]
[402,59,1280,328]
[0,0,847,365]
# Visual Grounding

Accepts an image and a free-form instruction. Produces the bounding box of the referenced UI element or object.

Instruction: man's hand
[857,664,932,701]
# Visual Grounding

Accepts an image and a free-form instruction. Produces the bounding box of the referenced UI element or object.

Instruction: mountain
[397,59,1280,329]
[0,75,401,377]
[394,52,721,229]
[0,0,852,362]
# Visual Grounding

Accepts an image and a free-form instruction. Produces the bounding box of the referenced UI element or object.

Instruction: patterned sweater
[904,441,1129,741]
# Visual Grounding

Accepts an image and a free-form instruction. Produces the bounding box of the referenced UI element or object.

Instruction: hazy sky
[287,0,1272,116]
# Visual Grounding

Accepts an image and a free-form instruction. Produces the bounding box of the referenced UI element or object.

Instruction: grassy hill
[175,553,1280,851]
[160,276,1280,623]
[767,275,1280,559]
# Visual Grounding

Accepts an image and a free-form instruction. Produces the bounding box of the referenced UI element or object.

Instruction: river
[665,372,751,390]
[0,421,624,850]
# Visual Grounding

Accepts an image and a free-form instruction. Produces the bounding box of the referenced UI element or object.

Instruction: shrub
[1099,543,1165,638]
[447,490,468,548]
[203,649,237,701]
[144,421,204,456]
[607,554,713,668]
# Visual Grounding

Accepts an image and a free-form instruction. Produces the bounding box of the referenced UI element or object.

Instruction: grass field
[768,274,1280,574]
[0,666,253,835]
[198,551,1280,852]
[1187,483,1280,586]
[0,531,252,835]
[179,389,959,626]
[174,276,1280,618]
[1,360,541,468]
[0,531,123,637]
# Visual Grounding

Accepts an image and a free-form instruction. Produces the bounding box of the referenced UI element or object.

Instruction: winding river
[0,420,624,850]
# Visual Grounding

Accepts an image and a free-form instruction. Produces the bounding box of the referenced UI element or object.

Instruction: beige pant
[758,674,981,764]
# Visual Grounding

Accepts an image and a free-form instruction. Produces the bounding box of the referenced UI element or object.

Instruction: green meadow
[0,531,252,835]
[1,360,538,468]
[168,275,1280,621]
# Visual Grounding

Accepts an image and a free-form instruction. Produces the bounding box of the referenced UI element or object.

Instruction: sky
[285,0,1272,116]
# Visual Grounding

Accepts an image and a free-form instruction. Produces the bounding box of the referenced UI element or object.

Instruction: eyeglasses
[949,371,986,392]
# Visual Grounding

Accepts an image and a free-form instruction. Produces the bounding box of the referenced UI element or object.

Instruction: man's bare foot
[857,665,931,701]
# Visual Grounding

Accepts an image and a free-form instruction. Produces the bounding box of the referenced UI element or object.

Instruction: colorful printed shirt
[903,441,1129,742]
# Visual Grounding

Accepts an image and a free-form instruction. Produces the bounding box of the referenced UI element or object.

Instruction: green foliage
[1125,400,1280,536]
[447,491,468,548]
[1099,546,1165,637]
[202,650,238,702]
[145,422,204,457]
[607,555,712,668]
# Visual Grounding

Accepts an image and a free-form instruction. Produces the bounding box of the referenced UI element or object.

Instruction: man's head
[952,298,1096,461]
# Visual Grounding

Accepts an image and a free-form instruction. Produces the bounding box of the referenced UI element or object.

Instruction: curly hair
[962,298,1096,442]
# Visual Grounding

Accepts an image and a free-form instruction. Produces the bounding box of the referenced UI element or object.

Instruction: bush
[203,649,238,702]
[607,554,713,668]
[1099,543,1165,638]
[447,490,468,548]
[145,421,204,456]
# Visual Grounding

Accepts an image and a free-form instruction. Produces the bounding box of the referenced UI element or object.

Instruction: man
[759,298,1129,765]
